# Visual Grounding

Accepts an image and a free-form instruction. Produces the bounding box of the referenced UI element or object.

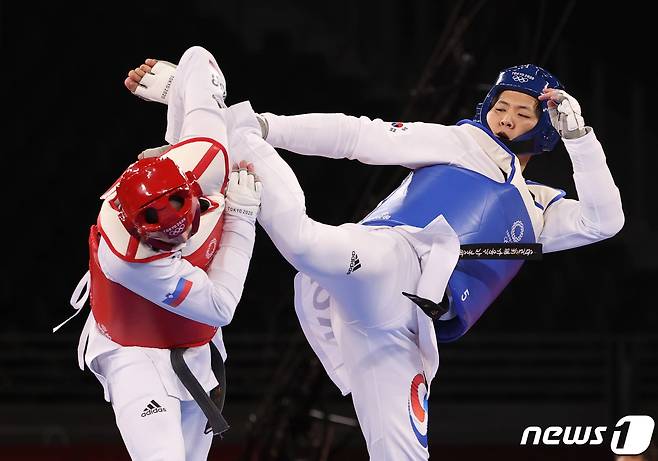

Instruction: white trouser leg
[165,46,228,145]
[229,86,433,459]
[305,225,420,329]
[180,399,214,460]
[95,348,188,461]
[337,243,430,460]
[341,320,430,460]
[236,131,421,328]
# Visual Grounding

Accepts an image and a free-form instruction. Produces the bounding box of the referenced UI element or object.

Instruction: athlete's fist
[539,88,587,139]
[127,60,177,105]
[224,160,262,223]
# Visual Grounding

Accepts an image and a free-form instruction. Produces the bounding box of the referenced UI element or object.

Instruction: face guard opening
[116,157,202,248]
[474,64,564,154]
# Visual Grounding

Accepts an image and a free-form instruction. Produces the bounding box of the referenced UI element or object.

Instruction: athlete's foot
[124,58,158,93]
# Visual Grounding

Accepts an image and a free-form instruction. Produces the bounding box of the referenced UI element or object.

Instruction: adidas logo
[141,400,167,417]
[346,251,361,274]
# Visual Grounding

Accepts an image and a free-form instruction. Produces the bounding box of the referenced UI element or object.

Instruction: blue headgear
[474,64,564,154]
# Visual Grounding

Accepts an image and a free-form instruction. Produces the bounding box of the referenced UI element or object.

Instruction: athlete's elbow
[210,294,239,327]
[595,204,625,239]
[581,210,625,241]
[601,211,625,238]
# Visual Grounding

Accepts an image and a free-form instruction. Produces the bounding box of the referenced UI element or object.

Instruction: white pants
[95,348,213,461]
[171,46,432,460]
[289,227,432,460]
[255,153,432,459]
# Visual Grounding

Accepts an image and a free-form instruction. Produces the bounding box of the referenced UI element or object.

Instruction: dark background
[2,1,657,460]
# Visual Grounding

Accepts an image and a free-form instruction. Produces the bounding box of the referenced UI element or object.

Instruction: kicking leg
[125,46,228,147]
[125,49,424,330]
[232,122,422,328]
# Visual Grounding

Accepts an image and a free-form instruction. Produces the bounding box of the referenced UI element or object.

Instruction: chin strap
[500,137,538,155]
[145,237,176,252]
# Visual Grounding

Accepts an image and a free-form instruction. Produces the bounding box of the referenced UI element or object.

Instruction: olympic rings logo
[511,220,524,242]
[205,238,218,259]
[511,72,534,83]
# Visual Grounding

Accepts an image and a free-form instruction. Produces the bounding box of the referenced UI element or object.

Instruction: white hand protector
[548,90,587,139]
[137,144,170,159]
[134,61,177,104]
[256,114,269,139]
[224,168,262,223]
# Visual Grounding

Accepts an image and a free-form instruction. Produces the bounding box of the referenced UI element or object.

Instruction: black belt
[402,243,543,320]
[170,341,229,437]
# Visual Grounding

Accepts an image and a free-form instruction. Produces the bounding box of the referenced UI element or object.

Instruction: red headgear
[115,157,203,249]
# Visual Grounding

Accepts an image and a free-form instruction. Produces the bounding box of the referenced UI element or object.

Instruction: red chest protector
[89,137,229,349]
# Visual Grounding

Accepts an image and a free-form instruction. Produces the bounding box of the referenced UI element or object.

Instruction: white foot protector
[134,61,177,104]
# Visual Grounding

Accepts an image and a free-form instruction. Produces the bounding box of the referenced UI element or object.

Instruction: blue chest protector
[362,159,536,342]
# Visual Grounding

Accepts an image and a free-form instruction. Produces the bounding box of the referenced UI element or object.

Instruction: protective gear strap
[53,271,90,333]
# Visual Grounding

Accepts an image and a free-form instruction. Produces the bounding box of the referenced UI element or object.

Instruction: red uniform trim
[97,217,172,264]
[164,137,230,195]
[126,235,140,259]
[193,143,220,180]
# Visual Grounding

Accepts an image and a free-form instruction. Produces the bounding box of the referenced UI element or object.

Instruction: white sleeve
[538,129,625,253]
[98,214,256,327]
[264,113,470,169]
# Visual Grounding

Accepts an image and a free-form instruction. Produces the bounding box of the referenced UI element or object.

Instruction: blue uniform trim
[525,179,566,211]
[456,119,517,183]
[546,190,566,209]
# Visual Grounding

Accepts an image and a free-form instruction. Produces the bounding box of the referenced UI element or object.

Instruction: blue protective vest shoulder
[361,129,536,342]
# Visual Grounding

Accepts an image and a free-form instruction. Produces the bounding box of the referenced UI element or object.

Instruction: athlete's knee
[279,230,316,268]
[179,45,213,65]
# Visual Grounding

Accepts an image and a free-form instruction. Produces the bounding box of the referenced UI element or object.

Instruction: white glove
[134,61,177,105]
[547,90,587,139]
[224,168,262,223]
[137,144,170,159]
